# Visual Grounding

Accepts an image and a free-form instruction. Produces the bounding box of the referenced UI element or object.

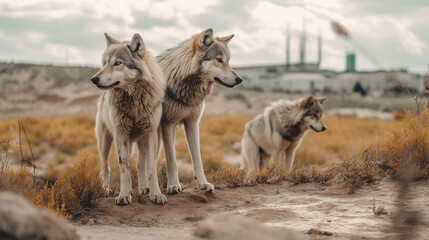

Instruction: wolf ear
[316,96,327,104]
[196,28,214,49]
[217,34,234,45]
[128,33,146,58]
[104,33,120,47]
[300,96,314,110]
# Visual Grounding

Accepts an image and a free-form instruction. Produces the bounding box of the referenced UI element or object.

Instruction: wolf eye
[114,61,122,66]
[216,58,223,63]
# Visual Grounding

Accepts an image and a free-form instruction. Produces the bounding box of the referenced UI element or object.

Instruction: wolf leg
[270,150,281,168]
[96,122,112,197]
[241,130,261,172]
[284,139,302,171]
[162,123,182,195]
[144,131,167,205]
[184,119,214,193]
[284,149,297,171]
[114,134,133,205]
[137,138,149,195]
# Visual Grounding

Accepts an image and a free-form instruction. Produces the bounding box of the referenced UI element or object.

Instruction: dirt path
[75,180,429,239]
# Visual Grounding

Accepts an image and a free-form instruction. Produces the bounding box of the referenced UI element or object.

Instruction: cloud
[0,0,427,72]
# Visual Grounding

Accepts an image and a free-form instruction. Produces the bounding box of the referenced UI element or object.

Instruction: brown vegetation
[0,108,428,216]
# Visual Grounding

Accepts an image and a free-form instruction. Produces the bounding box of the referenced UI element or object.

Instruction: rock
[194,215,305,240]
[307,228,333,236]
[373,205,388,215]
[0,192,79,240]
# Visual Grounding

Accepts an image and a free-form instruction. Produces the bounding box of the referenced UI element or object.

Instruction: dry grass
[206,110,429,192]
[0,158,103,218]
[368,109,429,180]
[1,108,428,216]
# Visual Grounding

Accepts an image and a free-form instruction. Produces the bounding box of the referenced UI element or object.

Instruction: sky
[0,0,428,73]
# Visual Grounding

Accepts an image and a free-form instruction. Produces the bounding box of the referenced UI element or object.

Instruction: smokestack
[317,27,322,67]
[286,23,290,68]
[299,17,306,66]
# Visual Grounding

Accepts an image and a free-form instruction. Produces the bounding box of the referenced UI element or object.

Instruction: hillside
[0,62,100,118]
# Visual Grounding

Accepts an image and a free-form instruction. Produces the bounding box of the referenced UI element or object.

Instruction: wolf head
[194,28,242,88]
[299,96,327,132]
[90,33,146,90]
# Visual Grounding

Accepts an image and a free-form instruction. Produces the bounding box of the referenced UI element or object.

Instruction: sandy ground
[75,180,429,240]
[0,88,394,120]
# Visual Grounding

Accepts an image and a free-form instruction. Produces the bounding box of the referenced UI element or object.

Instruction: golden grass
[368,109,429,180]
[1,109,428,215]
[0,158,103,218]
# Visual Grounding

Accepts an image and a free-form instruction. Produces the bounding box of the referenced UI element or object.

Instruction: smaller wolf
[241,96,327,172]
[91,33,166,205]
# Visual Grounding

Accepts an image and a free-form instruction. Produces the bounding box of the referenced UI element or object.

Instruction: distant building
[234,24,425,95]
[346,53,356,73]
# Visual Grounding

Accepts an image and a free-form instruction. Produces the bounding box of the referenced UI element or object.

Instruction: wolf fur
[241,96,327,172]
[91,33,166,205]
[157,28,243,194]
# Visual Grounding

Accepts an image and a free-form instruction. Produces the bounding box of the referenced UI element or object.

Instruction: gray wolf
[91,33,166,205]
[241,96,327,172]
[157,28,243,194]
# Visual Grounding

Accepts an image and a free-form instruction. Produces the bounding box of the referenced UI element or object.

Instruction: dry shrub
[0,168,38,200]
[392,110,406,121]
[311,165,336,184]
[340,157,379,193]
[65,158,104,209]
[368,109,429,180]
[286,165,313,184]
[0,158,103,218]
[37,157,103,217]
[254,162,287,184]
[207,163,288,188]
[207,167,250,188]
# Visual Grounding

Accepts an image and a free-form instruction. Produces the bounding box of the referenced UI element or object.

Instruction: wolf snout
[235,77,243,85]
[91,77,100,85]
[321,126,327,132]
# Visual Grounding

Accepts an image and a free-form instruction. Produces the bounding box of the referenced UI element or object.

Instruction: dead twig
[18,119,37,183]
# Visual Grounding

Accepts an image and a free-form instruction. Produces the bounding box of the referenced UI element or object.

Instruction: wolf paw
[104,187,111,197]
[115,194,132,206]
[167,184,182,195]
[139,187,150,195]
[150,192,167,205]
[197,182,214,193]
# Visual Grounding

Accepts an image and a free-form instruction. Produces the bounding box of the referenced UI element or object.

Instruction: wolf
[91,33,166,205]
[157,28,243,194]
[241,96,327,172]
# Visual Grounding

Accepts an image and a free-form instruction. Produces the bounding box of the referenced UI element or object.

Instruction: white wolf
[157,28,242,194]
[241,96,327,172]
[91,33,166,205]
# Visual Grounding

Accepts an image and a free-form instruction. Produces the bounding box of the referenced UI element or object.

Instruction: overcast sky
[0,0,428,73]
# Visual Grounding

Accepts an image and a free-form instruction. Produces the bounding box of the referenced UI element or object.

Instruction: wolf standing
[241,96,327,172]
[91,33,166,205]
[157,28,242,194]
